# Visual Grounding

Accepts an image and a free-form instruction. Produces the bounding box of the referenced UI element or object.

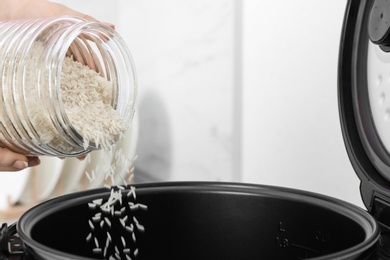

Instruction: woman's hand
[0,148,40,171]
[0,0,98,21]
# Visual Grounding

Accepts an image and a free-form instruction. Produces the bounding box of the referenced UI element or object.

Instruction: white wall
[241,0,363,207]
[117,1,240,182]
[53,0,240,183]
[52,0,364,207]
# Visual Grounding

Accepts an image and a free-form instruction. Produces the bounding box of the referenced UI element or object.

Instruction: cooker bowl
[16,182,379,260]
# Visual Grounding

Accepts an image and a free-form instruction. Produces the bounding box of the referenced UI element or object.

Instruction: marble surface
[119,1,238,181]
[53,0,239,182]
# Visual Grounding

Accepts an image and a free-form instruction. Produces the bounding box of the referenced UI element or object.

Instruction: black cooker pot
[6,182,382,260]
[2,0,390,259]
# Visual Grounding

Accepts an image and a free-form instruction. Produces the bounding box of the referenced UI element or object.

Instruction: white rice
[86,233,92,242]
[94,237,100,248]
[86,176,146,259]
[4,41,129,154]
[104,217,112,228]
[129,204,139,211]
[92,215,101,223]
[84,127,145,260]
[121,236,126,247]
[125,226,133,233]
[60,55,128,150]
[93,248,102,254]
[88,203,97,210]
[119,218,126,228]
[93,199,103,206]
[136,224,145,233]
[138,203,148,210]
[132,216,139,225]
[88,220,94,231]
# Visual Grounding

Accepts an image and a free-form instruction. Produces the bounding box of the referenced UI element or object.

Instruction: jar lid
[339,0,390,221]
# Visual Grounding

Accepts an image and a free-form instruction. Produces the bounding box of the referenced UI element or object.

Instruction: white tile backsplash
[54,0,239,182]
[117,1,237,181]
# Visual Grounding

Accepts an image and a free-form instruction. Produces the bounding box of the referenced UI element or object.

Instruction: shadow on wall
[135,91,172,182]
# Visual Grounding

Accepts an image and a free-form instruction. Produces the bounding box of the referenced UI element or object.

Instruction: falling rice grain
[86,233,92,242]
[122,215,128,223]
[93,198,103,205]
[88,220,94,231]
[104,217,112,228]
[127,189,133,198]
[129,166,135,174]
[138,203,148,210]
[136,224,145,233]
[92,215,101,223]
[120,218,126,228]
[125,225,133,233]
[121,176,128,186]
[109,174,115,185]
[104,246,108,258]
[133,216,139,225]
[129,204,139,211]
[85,171,93,182]
[91,170,96,181]
[105,236,110,248]
[128,172,134,182]
[88,203,97,209]
[93,248,102,254]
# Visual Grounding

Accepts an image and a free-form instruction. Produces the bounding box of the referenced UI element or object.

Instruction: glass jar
[0,16,137,157]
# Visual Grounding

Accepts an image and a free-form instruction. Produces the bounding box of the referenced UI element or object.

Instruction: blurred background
[1,0,364,221]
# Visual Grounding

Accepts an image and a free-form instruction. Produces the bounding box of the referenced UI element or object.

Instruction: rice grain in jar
[0,16,137,157]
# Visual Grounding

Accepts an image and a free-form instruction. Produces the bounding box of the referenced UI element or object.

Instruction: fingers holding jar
[0,148,40,171]
[0,0,97,22]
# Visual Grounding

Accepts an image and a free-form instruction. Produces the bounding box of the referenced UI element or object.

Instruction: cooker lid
[339,0,390,222]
